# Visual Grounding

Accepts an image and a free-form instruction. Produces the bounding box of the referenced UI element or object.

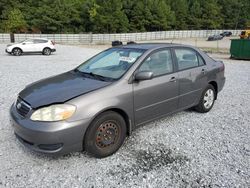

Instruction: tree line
[0,0,249,34]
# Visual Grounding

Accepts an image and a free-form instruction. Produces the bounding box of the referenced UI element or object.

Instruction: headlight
[30,104,76,122]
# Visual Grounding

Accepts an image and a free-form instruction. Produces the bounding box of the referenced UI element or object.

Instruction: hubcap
[203,89,214,109]
[96,121,119,148]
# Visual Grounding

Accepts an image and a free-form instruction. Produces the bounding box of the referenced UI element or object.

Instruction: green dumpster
[230,39,250,60]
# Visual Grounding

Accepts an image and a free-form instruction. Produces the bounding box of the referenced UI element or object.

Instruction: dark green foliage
[170,0,188,30]
[200,0,222,29]
[0,0,249,33]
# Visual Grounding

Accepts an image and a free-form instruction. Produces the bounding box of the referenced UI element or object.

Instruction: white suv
[6,38,56,56]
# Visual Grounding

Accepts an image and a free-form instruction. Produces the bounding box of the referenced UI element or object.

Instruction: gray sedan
[10,43,225,158]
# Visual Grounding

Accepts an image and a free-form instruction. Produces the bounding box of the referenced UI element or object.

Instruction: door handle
[169,77,177,82]
[201,68,206,74]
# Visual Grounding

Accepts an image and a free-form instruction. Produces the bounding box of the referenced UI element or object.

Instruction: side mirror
[134,71,153,81]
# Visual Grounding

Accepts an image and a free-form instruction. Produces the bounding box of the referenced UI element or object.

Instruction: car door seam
[135,95,179,112]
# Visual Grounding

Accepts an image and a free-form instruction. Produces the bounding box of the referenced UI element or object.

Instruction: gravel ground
[0,44,249,187]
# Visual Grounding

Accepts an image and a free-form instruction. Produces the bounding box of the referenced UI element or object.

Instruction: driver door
[21,39,35,52]
[133,49,179,125]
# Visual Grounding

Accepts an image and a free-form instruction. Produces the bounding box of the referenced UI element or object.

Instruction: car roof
[120,43,195,50]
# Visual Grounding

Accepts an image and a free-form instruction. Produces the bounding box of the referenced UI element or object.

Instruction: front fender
[66,81,134,128]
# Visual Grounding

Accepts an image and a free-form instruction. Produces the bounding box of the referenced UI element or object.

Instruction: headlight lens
[30,104,76,122]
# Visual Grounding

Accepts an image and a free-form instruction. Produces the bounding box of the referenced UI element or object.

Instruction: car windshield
[76,48,145,81]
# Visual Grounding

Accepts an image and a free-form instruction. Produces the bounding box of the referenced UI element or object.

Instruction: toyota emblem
[17,102,22,109]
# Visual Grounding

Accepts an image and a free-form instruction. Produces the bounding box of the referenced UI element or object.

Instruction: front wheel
[84,111,127,158]
[195,84,216,113]
[12,48,22,56]
[42,48,51,55]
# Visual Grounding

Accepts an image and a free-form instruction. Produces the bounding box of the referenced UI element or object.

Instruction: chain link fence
[0,30,241,44]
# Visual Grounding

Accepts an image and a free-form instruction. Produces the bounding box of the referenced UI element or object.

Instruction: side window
[24,39,34,44]
[198,55,205,66]
[34,39,47,44]
[175,49,199,71]
[139,49,173,77]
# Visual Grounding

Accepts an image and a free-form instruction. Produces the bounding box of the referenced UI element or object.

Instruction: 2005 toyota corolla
[10,43,225,158]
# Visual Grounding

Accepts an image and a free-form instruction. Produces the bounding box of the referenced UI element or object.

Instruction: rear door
[133,48,179,125]
[173,48,207,109]
[33,39,48,52]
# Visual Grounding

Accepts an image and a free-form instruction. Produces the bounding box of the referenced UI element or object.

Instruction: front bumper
[10,104,91,155]
[5,49,11,53]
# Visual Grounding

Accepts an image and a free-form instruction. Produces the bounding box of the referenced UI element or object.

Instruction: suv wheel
[195,84,216,113]
[12,48,22,56]
[84,111,127,158]
[43,48,51,55]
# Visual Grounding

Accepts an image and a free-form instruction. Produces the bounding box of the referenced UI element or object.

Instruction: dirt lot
[0,43,249,187]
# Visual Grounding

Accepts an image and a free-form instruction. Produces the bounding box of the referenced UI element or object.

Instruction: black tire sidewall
[43,48,51,55]
[12,48,22,56]
[84,111,127,158]
[196,84,216,113]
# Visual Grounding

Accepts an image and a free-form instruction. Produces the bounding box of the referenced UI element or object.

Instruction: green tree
[150,0,174,31]
[127,0,152,32]
[200,0,222,29]
[188,0,202,29]
[3,8,27,33]
[0,0,250,33]
[170,0,188,30]
[83,0,129,33]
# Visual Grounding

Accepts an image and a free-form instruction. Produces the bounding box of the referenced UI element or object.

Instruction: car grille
[16,97,31,117]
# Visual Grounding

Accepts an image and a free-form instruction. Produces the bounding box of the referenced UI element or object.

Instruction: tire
[84,111,127,158]
[12,48,22,56]
[42,48,51,55]
[195,84,216,113]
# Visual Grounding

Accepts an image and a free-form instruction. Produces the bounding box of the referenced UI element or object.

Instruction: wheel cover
[96,121,119,148]
[203,89,214,109]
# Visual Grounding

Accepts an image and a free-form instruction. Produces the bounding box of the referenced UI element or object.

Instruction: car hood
[19,71,111,108]
[7,42,21,47]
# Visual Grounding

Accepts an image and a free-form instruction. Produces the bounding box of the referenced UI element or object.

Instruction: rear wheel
[12,48,22,56]
[195,84,216,113]
[84,111,126,158]
[42,48,51,55]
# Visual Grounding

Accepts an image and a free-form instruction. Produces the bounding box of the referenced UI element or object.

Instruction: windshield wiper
[74,69,113,82]
[87,72,108,81]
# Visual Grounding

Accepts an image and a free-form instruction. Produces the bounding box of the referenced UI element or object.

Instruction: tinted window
[175,49,199,70]
[34,39,47,43]
[139,49,173,76]
[23,39,34,44]
[198,55,205,66]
